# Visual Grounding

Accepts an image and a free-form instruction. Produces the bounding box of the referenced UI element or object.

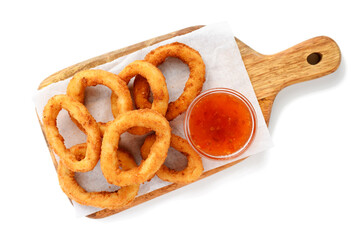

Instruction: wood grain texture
[37,25,341,219]
[237,36,341,124]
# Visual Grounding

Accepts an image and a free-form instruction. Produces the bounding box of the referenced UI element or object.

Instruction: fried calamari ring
[67,69,133,135]
[42,95,101,172]
[101,109,171,186]
[141,134,203,184]
[58,144,140,210]
[133,42,206,121]
[111,60,169,135]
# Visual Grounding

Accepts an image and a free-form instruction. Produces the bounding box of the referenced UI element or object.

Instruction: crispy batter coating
[141,134,203,184]
[133,75,152,109]
[133,42,206,121]
[42,94,101,172]
[111,60,169,135]
[67,69,133,135]
[43,43,208,210]
[101,109,171,186]
[58,144,139,210]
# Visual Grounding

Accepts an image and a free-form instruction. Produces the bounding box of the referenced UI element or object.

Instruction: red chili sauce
[188,92,254,157]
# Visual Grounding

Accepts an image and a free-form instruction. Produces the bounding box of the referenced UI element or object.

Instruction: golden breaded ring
[133,42,206,121]
[101,109,171,186]
[111,60,169,135]
[58,144,140,210]
[141,134,203,184]
[42,95,101,172]
[67,69,133,135]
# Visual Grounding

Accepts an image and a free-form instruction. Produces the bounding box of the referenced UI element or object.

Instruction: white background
[1,0,359,239]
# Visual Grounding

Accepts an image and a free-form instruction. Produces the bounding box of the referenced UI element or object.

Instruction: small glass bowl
[184,88,257,160]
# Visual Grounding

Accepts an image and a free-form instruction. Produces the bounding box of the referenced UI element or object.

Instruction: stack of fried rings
[42,42,206,210]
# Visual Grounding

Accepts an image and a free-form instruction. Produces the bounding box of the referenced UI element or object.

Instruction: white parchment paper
[33,22,273,217]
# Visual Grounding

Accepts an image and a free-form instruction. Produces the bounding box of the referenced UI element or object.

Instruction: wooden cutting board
[37,25,341,219]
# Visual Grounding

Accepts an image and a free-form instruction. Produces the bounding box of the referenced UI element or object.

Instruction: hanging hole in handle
[307,52,322,65]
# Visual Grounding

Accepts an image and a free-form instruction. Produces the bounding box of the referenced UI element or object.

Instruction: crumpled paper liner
[34,22,273,217]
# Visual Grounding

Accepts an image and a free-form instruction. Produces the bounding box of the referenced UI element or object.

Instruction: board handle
[240,36,341,100]
[270,36,341,90]
[237,36,341,124]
